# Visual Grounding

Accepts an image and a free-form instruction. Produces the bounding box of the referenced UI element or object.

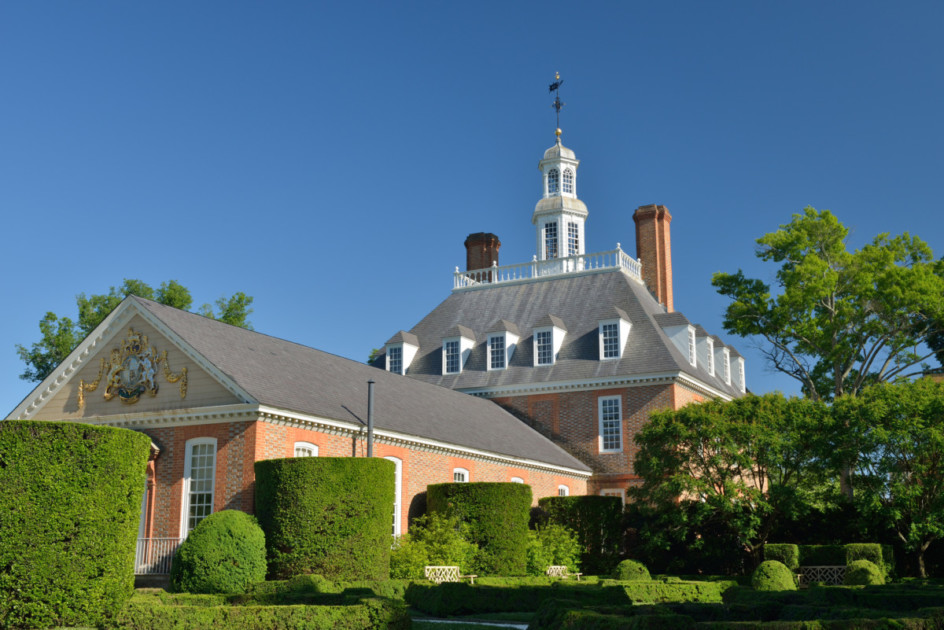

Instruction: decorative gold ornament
[78,328,188,408]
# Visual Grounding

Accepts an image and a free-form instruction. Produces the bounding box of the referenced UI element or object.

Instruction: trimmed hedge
[614,559,651,581]
[798,545,845,566]
[254,457,394,581]
[844,559,884,586]
[428,482,532,576]
[170,510,267,594]
[764,544,800,570]
[538,495,623,574]
[751,561,796,591]
[0,420,150,629]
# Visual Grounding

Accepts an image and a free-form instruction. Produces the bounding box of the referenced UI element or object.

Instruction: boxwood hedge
[170,510,267,594]
[427,482,532,576]
[254,457,394,581]
[538,495,622,574]
[0,420,151,629]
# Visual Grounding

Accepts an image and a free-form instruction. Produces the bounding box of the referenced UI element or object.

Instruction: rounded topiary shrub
[613,559,651,581]
[538,495,623,575]
[844,559,884,586]
[0,421,151,629]
[170,510,266,594]
[428,482,532,576]
[751,560,797,591]
[255,457,395,580]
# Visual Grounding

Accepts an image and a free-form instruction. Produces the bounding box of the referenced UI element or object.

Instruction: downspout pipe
[367,379,375,457]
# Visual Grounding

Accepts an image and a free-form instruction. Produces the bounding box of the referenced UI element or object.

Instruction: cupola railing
[453,245,642,291]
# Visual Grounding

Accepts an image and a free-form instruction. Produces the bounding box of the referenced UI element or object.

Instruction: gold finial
[556,128,562,137]
[555,71,560,81]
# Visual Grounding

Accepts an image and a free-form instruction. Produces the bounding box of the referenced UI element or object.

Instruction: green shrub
[170,510,267,594]
[428,482,532,576]
[0,420,150,629]
[845,544,883,572]
[254,457,394,581]
[844,559,884,586]
[751,560,797,591]
[526,524,581,575]
[538,495,623,574]
[798,544,845,566]
[764,544,800,570]
[614,559,652,581]
[390,513,478,579]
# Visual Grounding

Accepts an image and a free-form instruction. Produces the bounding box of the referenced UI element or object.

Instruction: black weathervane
[549,72,565,129]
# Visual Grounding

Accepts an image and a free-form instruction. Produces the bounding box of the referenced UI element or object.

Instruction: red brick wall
[633,204,674,312]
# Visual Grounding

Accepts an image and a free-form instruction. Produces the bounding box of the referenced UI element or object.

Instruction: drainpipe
[367,379,375,457]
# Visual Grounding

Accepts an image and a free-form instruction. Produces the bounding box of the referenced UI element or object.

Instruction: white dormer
[385,331,419,375]
[442,325,475,375]
[532,130,588,261]
[487,320,520,371]
[722,348,731,385]
[735,354,746,393]
[533,315,567,366]
[694,326,714,376]
[655,312,696,368]
[598,307,631,360]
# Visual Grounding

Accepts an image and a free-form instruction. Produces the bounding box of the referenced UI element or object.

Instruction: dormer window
[547,168,560,195]
[387,346,402,374]
[723,348,731,385]
[384,332,419,375]
[535,330,553,365]
[599,310,631,361]
[442,326,475,375]
[688,328,697,367]
[737,356,746,392]
[562,168,574,194]
[486,321,519,371]
[444,340,460,374]
[706,338,715,376]
[489,334,506,369]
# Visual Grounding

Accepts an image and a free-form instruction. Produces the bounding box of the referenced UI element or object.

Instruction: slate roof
[131,297,589,473]
[379,268,743,397]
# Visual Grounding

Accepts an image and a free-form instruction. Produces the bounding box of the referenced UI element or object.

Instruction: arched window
[453,468,469,483]
[294,441,318,457]
[181,437,217,536]
[547,168,560,195]
[558,485,570,497]
[562,168,574,194]
[384,456,403,536]
[510,477,524,484]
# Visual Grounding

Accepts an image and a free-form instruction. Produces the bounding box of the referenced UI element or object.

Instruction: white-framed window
[384,456,402,537]
[706,338,715,376]
[535,329,554,366]
[688,328,697,367]
[600,488,625,505]
[600,322,620,359]
[562,168,574,194]
[723,348,731,385]
[544,221,558,259]
[181,437,217,537]
[387,346,402,374]
[511,477,524,484]
[558,485,569,497]
[453,468,469,483]
[443,339,460,374]
[488,333,506,370]
[547,168,560,195]
[567,222,579,256]
[599,396,623,453]
[294,442,318,457]
[737,357,746,392]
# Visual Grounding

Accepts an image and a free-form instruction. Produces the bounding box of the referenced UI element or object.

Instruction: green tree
[833,379,944,577]
[629,393,829,571]
[16,279,253,382]
[712,207,944,402]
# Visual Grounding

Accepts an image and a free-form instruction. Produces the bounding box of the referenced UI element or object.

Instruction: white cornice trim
[84,403,261,429]
[458,371,734,402]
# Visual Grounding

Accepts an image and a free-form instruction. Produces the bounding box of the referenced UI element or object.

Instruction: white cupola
[532,129,589,261]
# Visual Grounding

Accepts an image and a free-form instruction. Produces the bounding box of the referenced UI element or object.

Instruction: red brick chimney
[633,204,673,312]
[464,233,501,271]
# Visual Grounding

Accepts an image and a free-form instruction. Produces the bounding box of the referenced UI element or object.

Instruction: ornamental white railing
[453,245,642,291]
[799,565,846,586]
[135,537,184,575]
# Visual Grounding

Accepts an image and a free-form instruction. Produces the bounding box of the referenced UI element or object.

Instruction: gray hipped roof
[132,298,589,473]
[379,269,742,397]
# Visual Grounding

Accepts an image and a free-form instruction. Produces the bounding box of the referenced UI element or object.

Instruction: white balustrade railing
[135,537,184,575]
[453,245,642,290]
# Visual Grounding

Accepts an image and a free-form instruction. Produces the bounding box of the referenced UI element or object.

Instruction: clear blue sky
[2,1,942,414]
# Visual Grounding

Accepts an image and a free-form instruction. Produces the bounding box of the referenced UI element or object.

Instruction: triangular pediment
[8,300,250,421]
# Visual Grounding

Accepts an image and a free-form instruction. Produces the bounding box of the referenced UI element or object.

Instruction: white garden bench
[424,565,477,585]
[546,565,582,581]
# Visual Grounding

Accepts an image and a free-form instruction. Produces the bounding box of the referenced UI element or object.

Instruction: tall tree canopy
[16,279,253,382]
[712,207,944,402]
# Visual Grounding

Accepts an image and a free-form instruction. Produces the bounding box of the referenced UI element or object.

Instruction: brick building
[376,128,746,499]
[7,296,590,572]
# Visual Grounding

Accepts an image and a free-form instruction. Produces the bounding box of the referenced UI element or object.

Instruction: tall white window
[489,334,506,370]
[535,330,554,365]
[738,357,746,392]
[562,168,574,194]
[387,346,402,374]
[181,437,217,536]
[385,456,402,537]
[688,328,697,366]
[599,396,622,453]
[444,340,460,374]
[294,442,318,457]
[723,349,731,384]
[547,168,560,194]
[544,222,558,259]
[567,222,579,256]
[558,485,570,497]
[707,338,715,376]
[601,322,620,359]
[453,468,469,483]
